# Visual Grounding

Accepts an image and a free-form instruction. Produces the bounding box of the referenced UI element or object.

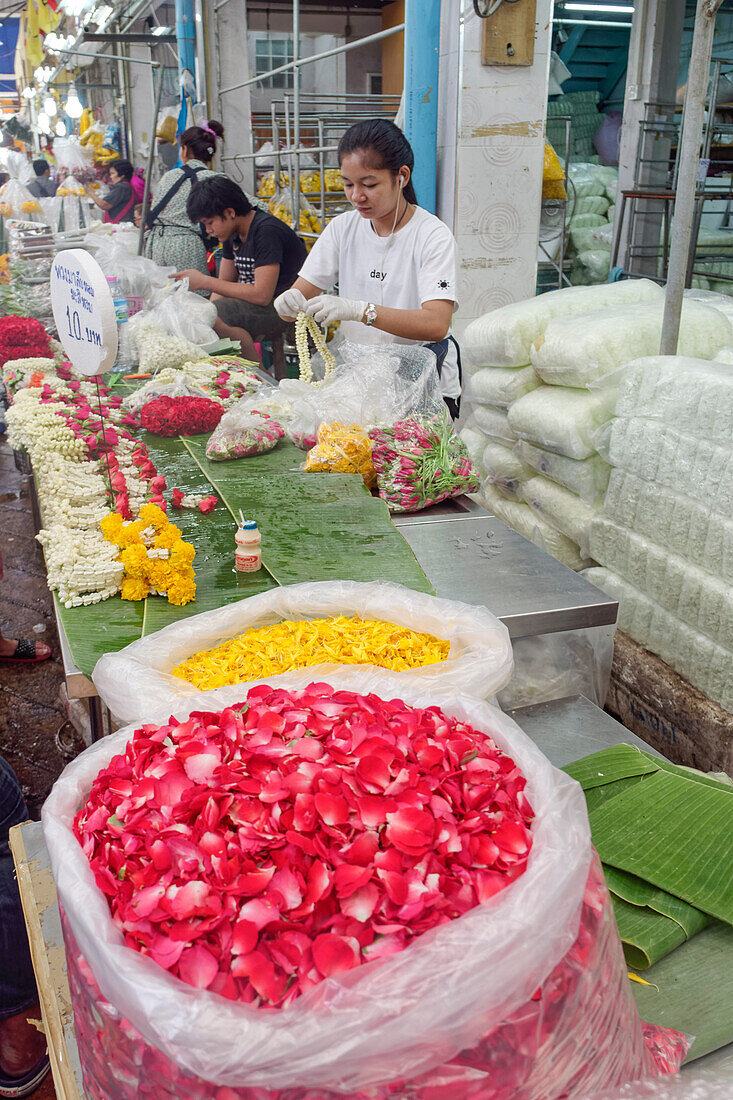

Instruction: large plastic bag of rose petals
[43,671,688,1099]
[91,580,515,725]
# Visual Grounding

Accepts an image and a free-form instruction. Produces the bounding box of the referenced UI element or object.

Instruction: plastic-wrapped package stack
[461,279,662,571]
[461,283,733,578]
[587,356,733,712]
[564,163,619,285]
[546,92,605,160]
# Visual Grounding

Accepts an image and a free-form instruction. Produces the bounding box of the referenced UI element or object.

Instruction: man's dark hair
[110,158,134,181]
[187,175,252,223]
[32,158,49,177]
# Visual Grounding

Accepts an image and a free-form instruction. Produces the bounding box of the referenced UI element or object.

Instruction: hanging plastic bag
[127,318,208,373]
[0,178,36,219]
[206,407,285,460]
[91,237,174,304]
[156,108,178,144]
[54,138,95,184]
[542,141,567,200]
[45,668,686,1099]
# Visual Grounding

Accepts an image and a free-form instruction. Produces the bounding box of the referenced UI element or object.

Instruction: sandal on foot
[0,639,51,664]
[0,1054,51,1097]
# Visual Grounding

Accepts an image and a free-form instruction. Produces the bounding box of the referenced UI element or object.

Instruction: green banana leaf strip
[605,866,712,969]
[53,593,144,679]
[182,438,434,594]
[613,894,688,970]
[563,744,660,789]
[629,921,733,1062]
[139,433,276,635]
[590,768,733,926]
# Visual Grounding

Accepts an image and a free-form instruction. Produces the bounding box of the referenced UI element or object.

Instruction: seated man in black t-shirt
[171,176,307,361]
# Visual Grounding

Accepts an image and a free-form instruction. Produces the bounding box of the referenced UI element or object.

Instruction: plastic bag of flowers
[43,670,688,1100]
[91,580,515,724]
[206,405,285,460]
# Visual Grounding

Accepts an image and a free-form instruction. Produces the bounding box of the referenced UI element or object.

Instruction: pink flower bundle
[370,415,480,513]
[74,684,534,1009]
[206,411,285,462]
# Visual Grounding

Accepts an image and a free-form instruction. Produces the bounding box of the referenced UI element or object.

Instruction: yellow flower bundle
[100,503,196,605]
[171,615,450,689]
[304,422,376,487]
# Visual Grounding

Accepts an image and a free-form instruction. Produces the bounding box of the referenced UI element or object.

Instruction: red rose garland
[0,315,52,366]
[140,396,224,438]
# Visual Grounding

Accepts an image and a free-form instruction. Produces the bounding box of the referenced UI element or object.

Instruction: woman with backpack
[143,122,225,276]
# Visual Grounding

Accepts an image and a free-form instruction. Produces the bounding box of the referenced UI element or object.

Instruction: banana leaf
[590,768,733,926]
[182,439,434,593]
[605,866,712,969]
[629,921,733,1062]
[53,594,144,679]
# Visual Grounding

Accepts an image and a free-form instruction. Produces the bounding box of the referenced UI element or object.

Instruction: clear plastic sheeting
[497,624,615,711]
[515,440,611,506]
[508,385,612,460]
[89,237,174,306]
[469,364,541,408]
[482,441,534,499]
[584,567,733,712]
[601,418,733,515]
[602,469,733,587]
[462,279,662,368]
[91,580,514,725]
[42,670,686,1097]
[574,194,611,217]
[122,374,210,414]
[476,483,591,571]
[591,1048,733,1100]
[521,475,598,557]
[588,518,733,649]
[531,303,732,389]
[276,341,444,433]
[142,283,219,347]
[600,356,733,447]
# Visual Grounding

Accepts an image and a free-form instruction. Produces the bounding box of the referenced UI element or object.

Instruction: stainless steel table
[508,693,664,766]
[398,511,618,638]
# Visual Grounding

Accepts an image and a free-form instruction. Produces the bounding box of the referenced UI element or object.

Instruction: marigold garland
[101,503,196,605]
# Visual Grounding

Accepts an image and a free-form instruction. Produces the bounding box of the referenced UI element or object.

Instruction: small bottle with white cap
[235,517,262,572]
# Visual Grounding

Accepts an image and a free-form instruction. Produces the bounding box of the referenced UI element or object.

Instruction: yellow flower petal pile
[171,615,450,689]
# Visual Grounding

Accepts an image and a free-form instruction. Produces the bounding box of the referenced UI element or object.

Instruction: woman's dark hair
[110,158,134,182]
[187,175,252,222]
[180,120,224,162]
[337,118,417,205]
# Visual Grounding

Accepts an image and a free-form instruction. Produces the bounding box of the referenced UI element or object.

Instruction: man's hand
[305,295,367,326]
[170,269,207,291]
[274,286,308,320]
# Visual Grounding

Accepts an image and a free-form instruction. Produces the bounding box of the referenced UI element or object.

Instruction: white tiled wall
[438,0,554,339]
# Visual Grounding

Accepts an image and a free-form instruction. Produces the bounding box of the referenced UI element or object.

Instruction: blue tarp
[0,17,19,94]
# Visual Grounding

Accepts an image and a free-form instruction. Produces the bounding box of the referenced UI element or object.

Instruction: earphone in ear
[399,177,404,188]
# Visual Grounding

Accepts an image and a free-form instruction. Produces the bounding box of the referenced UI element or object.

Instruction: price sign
[51,249,118,376]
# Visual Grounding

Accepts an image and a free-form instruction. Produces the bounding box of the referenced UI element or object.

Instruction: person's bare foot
[0,1004,47,1078]
[0,638,51,661]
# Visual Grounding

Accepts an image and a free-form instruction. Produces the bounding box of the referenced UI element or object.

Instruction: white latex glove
[273,286,308,321]
[305,294,367,326]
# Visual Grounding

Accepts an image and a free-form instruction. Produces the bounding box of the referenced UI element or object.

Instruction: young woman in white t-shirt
[273,119,462,417]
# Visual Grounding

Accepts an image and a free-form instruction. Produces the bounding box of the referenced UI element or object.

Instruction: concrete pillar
[614,0,686,275]
[207,0,254,189]
[438,0,554,339]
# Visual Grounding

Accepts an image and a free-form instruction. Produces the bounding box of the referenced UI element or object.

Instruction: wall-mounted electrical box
[481,0,537,67]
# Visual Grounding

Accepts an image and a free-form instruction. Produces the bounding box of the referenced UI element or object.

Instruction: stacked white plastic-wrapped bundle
[546,92,604,160]
[587,356,733,711]
[462,281,733,575]
[565,163,619,286]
